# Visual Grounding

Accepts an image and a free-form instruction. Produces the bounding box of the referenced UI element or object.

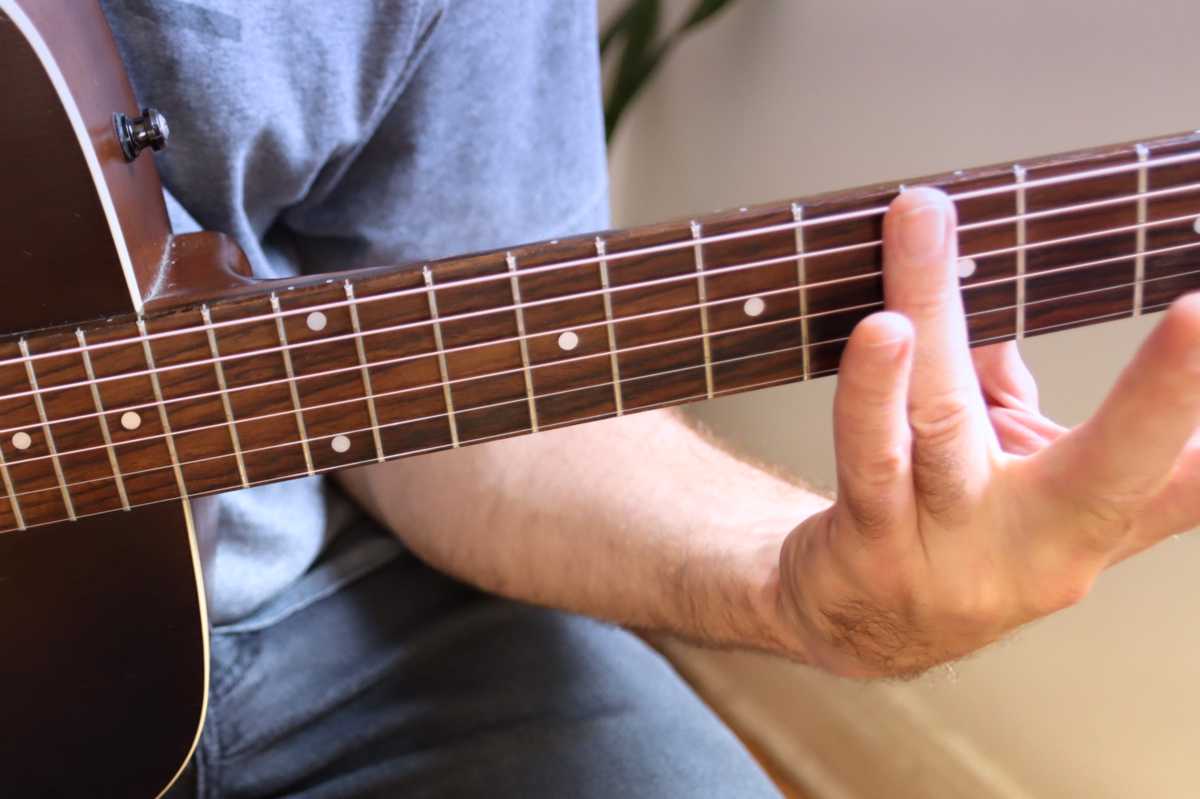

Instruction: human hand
[774,187,1200,678]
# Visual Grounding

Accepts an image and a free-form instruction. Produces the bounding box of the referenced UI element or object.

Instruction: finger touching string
[882,188,994,511]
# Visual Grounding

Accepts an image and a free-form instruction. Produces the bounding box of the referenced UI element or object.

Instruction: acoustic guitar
[4,0,1200,795]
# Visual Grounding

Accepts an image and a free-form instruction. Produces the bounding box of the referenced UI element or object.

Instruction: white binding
[157,497,210,799]
[1,0,143,312]
[2,8,207,797]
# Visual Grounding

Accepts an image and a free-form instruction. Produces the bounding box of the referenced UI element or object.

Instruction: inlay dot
[957,257,977,279]
[11,432,31,451]
[743,297,766,317]
[331,434,351,453]
[306,311,328,332]
[1193,217,1200,236]
[120,411,142,431]
[557,331,580,351]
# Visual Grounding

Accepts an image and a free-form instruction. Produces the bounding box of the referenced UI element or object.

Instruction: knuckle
[912,446,969,520]
[844,446,908,488]
[938,579,1006,630]
[901,291,956,318]
[840,491,895,540]
[840,371,899,412]
[909,391,973,448]
[838,447,907,539]
[1031,567,1097,615]
[909,391,975,518]
[1071,486,1143,548]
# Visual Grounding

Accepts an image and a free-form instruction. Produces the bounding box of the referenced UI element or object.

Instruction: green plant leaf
[603,0,742,142]
[681,0,737,32]
[604,0,662,140]
[600,0,641,57]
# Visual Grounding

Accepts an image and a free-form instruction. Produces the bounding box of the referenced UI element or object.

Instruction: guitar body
[0,1,208,796]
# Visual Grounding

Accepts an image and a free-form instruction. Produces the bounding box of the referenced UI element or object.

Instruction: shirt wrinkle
[99,0,610,624]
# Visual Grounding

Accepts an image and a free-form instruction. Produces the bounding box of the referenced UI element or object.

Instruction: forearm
[336,410,829,655]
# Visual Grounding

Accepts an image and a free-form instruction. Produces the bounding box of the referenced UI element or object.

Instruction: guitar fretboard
[1,130,1199,534]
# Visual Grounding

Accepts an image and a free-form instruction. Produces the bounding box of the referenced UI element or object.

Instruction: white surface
[743,296,766,317]
[557,330,580,351]
[306,311,327,332]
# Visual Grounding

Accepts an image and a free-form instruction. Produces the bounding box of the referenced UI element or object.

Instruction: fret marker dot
[957,258,977,279]
[120,411,141,431]
[743,297,766,317]
[557,331,580,351]
[1193,217,1200,236]
[331,434,351,453]
[306,311,328,332]
[11,432,30,451]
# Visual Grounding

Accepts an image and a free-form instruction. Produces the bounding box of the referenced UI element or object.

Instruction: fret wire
[1014,164,1028,339]
[792,203,811,381]
[6,232,1200,461]
[0,439,25,529]
[14,315,1143,532]
[75,329,130,511]
[6,203,1200,419]
[202,305,250,488]
[1134,144,1150,316]
[137,319,189,499]
[506,253,540,433]
[10,220,1200,478]
[423,267,461,447]
[5,275,881,469]
[691,221,716,399]
[270,293,316,475]
[3,150,1200,382]
[19,338,76,520]
[39,258,1200,500]
[7,277,1172,531]
[344,282,385,463]
[595,237,625,415]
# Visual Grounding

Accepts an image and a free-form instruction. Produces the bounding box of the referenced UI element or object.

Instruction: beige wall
[603,1,1200,796]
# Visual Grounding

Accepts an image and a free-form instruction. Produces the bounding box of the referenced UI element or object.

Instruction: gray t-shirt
[100,0,609,624]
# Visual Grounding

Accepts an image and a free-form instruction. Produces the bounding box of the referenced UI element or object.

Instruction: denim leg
[184,547,779,798]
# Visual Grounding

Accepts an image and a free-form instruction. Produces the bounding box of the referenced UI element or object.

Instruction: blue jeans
[167,524,780,798]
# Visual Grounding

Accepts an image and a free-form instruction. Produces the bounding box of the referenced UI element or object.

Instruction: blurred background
[599,1,1200,796]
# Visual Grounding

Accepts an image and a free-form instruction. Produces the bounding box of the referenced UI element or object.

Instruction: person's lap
[169,528,780,798]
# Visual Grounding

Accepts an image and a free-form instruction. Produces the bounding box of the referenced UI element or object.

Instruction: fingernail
[898,201,947,259]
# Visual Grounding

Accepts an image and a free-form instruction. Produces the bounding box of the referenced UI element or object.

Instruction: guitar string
[2,146,1200,373]
[1,233,1198,442]
[2,204,1199,420]
[2,218,1200,443]
[0,294,1172,533]
[2,260,1196,488]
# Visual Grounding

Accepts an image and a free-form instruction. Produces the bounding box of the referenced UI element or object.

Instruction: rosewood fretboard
[2,131,1200,534]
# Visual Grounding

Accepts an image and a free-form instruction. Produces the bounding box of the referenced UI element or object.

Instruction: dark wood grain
[4,130,1200,535]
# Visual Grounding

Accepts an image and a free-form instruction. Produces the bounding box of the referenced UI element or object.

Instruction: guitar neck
[1,130,1199,533]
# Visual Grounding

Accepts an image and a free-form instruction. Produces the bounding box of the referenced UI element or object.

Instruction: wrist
[682,503,826,663]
